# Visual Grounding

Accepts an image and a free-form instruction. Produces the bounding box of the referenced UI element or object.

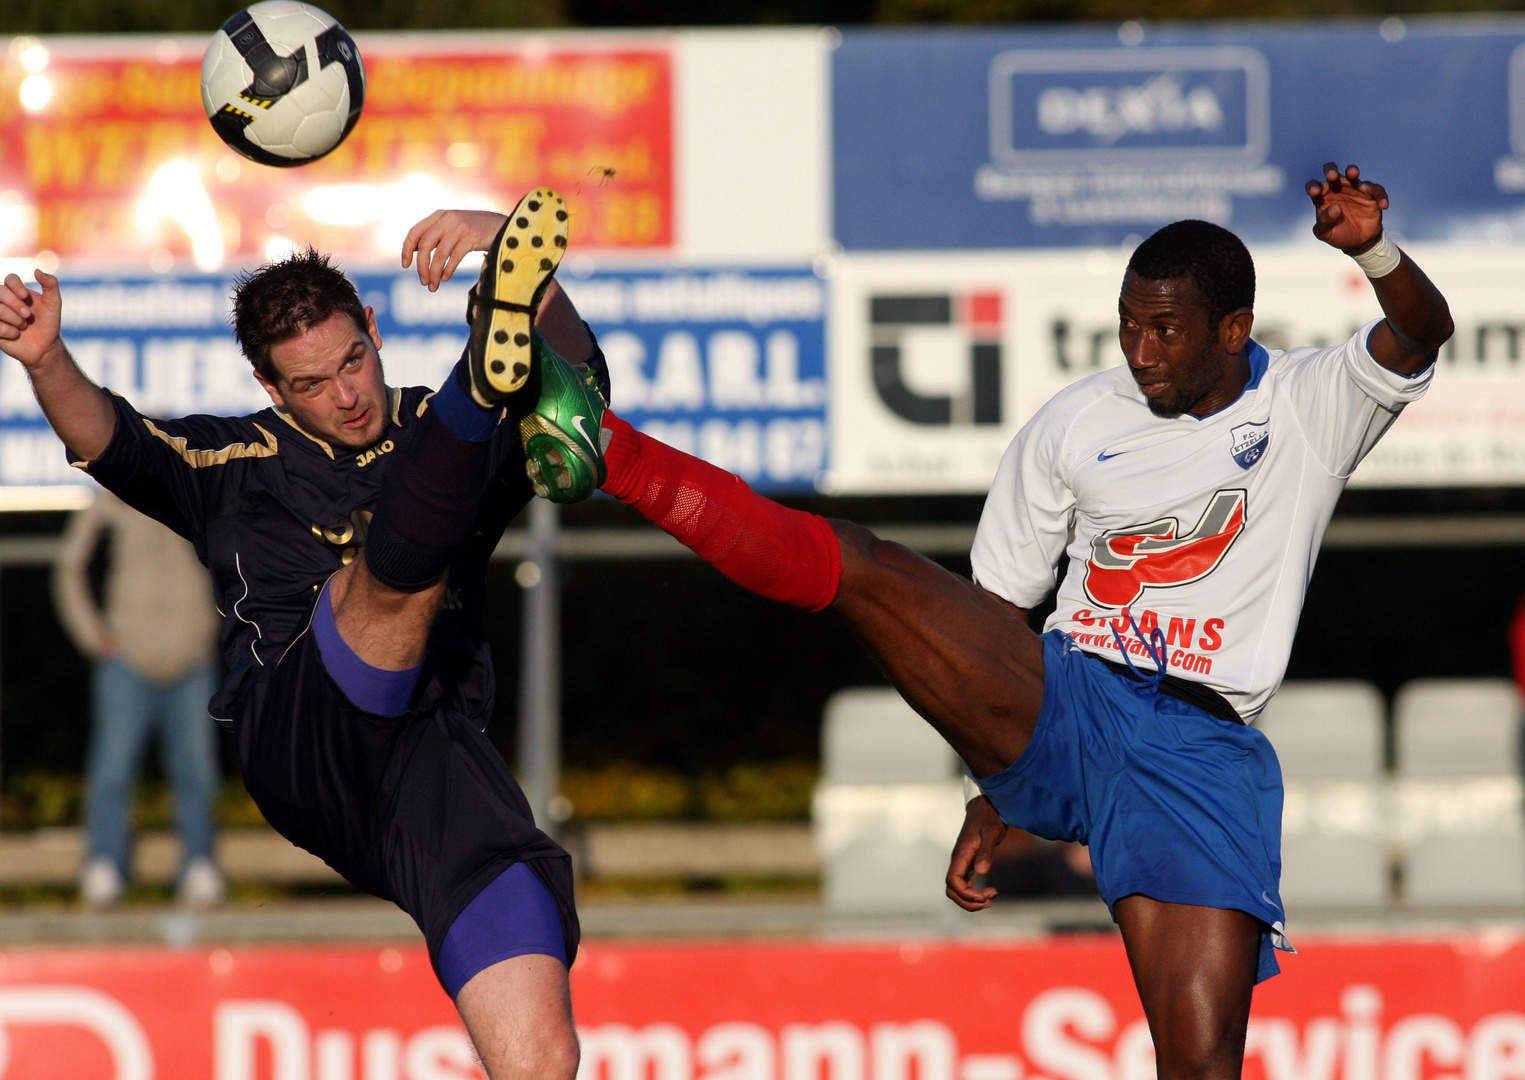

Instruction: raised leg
[593,412,1266,1062]
[337,207,592,678]
[1115,896,1260,1080]
[596,413,1046,778]
[325,558,445,671]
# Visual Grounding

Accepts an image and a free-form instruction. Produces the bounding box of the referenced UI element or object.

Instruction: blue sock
[429,352,500,442]
[312,581,422,717]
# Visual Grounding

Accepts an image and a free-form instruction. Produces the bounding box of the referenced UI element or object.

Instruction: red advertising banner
[0,37,672,272]
[0,935,1524,1079]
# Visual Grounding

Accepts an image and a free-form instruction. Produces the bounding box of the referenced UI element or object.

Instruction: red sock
[600,411,842,611]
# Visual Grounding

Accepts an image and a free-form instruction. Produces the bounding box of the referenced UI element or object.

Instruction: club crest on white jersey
[1083,489,1247,608]
[1230,421,1269,469]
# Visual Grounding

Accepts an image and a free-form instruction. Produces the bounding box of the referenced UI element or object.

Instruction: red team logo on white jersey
[1083,490,1247,608]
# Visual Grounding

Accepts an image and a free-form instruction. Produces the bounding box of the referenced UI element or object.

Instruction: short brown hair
[231,248,367,382]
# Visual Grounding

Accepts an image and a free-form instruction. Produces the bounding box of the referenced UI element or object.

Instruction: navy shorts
[978,630,1289,983]
[233,626,580,993]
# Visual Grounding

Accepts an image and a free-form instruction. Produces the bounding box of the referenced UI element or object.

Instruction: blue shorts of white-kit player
[977,631,1290,983]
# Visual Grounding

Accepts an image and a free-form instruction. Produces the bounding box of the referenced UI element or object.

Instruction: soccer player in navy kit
[521,164,1453,1078]
[0,193,609,1078]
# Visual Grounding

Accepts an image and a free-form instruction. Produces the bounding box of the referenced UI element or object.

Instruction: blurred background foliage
[0,773,266,830]
[5,0,1525,33]
[562,762,818,821]
[0,763,817,829]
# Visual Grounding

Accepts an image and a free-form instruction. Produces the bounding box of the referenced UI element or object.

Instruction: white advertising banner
[823,243,1525,495]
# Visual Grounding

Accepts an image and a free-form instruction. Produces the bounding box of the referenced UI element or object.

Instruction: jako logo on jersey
[1084,489,1247,608]
[1230,421,1269,469]
[356,439,395,468]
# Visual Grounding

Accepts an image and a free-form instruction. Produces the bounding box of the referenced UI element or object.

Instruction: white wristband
[963,774,984,806]
[1348,232,1402,278]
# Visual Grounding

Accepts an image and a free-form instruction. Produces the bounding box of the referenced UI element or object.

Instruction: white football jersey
[971,320,1431,721]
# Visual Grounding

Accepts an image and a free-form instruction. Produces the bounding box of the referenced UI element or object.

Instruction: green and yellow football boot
[519,330,608,504]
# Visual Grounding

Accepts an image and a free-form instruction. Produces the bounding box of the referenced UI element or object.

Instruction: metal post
[516,499,561,836]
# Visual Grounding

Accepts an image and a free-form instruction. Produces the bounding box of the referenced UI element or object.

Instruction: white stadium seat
[1278,782,1391,909]
[1392,679,1525,906]
[821,687,956,783]
[815,688,965,914]
[1394,678,1522,777]
[1256,680,1385,779]
[1257,681,1390,909]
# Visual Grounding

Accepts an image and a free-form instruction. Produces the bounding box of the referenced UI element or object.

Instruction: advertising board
[563,268,829,490]
[0,936,1523,1079]
[0,265,826,503]
[833,22,1525,251]
[0,36,673,270]
[10,24,1525,497]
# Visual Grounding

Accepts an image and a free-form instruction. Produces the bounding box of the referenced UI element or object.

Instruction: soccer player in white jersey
[511,162,1451,1078]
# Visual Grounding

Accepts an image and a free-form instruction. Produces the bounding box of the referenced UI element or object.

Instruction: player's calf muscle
[830,521,1044,773]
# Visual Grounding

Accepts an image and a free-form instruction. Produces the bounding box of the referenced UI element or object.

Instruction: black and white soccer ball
[201,1,365,168]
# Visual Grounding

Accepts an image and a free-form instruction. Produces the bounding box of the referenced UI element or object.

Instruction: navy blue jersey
[80,386,532,726]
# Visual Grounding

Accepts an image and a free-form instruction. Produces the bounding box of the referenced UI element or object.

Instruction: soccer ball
[201,1,365,168]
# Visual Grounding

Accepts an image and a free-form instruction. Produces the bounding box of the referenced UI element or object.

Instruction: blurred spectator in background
[54,490,223,909]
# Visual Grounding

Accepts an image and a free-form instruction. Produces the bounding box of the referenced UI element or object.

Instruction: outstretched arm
[402,207,593,363]
[0,271,116,461]
[1307,162,1454,376]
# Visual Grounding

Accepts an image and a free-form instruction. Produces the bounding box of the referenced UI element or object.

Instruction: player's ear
[1220,307,1254,354]
[252,367,286,408]
[364,306,383,353]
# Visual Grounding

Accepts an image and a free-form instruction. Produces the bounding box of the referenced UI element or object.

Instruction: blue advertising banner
[0,267,826,499]
[560,269,828,491]
[833,19,1525,249]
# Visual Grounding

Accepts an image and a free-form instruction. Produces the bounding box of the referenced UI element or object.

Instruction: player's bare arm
[0,271,116,461]
[402,208,507,291]
[1307,162,1454,374]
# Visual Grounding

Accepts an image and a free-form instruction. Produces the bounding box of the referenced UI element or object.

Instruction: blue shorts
[978,630,1289,983]
[438,861,568,999]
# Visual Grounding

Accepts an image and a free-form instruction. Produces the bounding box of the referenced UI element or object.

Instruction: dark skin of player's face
[1118,271,1255,419]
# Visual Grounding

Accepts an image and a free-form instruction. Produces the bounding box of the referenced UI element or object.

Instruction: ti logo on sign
[869,291,1003,426]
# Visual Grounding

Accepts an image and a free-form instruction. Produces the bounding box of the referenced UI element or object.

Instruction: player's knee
[1153,1020,1245,1080]
[496,1025,578,1080]
[547,1029,581,1080]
